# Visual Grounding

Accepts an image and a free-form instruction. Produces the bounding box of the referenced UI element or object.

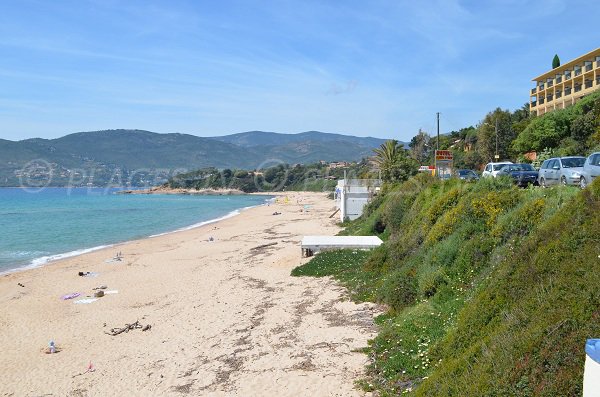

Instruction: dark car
[456,169,480,181]
[497,163,539,187]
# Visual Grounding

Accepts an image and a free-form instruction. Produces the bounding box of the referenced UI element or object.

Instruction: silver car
[580,152,600,188]
[538,156,586,187]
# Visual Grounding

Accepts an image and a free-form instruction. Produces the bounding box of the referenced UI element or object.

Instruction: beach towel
[74,298,98,304]
[61,293,81,300]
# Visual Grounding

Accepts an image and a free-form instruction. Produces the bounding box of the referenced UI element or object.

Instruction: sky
[1,0,599,142]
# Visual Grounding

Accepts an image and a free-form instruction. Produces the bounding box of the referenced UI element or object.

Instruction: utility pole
[436,112,440,151]
[435,112,440,178]
[495,118,499,160]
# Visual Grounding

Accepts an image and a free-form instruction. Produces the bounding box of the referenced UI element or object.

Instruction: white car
[482,162,513,178]
[580,152,600,188]
[538,156,586,187]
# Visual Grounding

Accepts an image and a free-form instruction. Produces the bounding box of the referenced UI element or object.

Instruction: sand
[0,192,380,396]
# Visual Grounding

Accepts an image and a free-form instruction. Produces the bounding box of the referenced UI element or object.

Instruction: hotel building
[530,48,600,116]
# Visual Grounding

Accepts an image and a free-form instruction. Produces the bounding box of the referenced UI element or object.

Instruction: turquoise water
[0,188,270,273]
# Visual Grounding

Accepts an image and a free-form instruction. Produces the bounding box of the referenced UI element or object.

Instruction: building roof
[532,48,600,81]
[301,235,383,250]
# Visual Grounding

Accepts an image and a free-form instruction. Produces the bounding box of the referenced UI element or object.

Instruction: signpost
[434,150,453,179]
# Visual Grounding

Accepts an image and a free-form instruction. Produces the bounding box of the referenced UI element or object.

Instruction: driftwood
[105,320,150,336]
[251,242,278,250]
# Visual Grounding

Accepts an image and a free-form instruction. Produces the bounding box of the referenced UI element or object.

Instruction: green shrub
[378,269,418,312]
[419,268,448,298]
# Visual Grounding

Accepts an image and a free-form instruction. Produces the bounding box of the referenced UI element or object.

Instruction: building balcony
[565,72,572,80]
[585,64,593,72]
[556,92,562,99]
[539,98,545,104]
[575,85,582,93]
[575,68,582,76]
[585,80,593,89]
[597,77,600,85]
[556,76,562,83]
[539,83,545,90]
[530,87,537,95]
[597,60,600,68]
[548,81,553,88]
[531,101,537,107]
[565,87,572,95]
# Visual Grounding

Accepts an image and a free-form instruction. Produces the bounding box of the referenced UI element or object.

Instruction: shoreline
[1,197,274,277]
[0,191,378,396]
[118,186,247,195]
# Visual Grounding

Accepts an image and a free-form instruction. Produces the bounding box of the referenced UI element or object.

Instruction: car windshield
[458,170,476,176]
[560,157,585,168]
[492,164,508,171]
[505,164,535,172]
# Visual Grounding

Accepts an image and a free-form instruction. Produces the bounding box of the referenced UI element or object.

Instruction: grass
[291,249,378,302]
[292,176,598,396]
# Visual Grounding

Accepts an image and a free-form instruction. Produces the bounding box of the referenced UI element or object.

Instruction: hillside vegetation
[166,161,371,193]
[293,175,600,395]
[0,129,384,187]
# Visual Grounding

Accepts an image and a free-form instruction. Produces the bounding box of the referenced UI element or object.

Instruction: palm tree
[372,140,402,181]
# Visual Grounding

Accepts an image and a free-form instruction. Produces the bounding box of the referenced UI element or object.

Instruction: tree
[552,54,560,69]
[372,140,418,182]
[372,140,402,172]
[476,108,516,162]
[409,129,432,164]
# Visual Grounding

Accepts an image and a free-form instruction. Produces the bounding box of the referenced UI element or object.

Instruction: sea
[0,188,271,274]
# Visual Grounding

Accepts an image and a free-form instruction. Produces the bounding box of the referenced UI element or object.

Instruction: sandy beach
[0,192,379,396]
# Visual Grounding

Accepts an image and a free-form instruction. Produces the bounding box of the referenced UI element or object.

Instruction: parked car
[496,163,539,187]
[482,161,513,178]
[580,152,600,188]
[538,156,586,187]
[455,169,480,181]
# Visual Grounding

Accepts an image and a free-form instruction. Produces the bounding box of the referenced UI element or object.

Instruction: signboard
[435,150,453,161]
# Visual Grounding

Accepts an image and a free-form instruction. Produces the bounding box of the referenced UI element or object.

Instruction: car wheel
[561,176,567,186]
[580,176,587,189]
[540,177,546,188]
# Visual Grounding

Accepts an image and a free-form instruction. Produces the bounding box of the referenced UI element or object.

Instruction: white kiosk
[584,339,600,396]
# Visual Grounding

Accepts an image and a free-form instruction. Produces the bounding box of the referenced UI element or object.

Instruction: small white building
[334,178,381,222]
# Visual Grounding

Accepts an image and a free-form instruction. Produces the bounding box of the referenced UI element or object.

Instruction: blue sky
[1,0,599,141]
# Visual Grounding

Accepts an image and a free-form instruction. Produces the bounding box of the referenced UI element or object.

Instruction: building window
[565,70,572,79]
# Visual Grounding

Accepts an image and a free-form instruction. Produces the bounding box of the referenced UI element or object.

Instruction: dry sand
[0,192,380,396]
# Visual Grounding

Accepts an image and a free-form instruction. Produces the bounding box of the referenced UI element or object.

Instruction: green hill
[293,176,600,395]
[0,129,386,187]
[211,130,390,148]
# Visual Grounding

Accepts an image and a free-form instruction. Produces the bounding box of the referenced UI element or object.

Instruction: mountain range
[0,129,392,187]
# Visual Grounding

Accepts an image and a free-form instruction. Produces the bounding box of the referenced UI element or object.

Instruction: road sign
[435,150,453,161]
